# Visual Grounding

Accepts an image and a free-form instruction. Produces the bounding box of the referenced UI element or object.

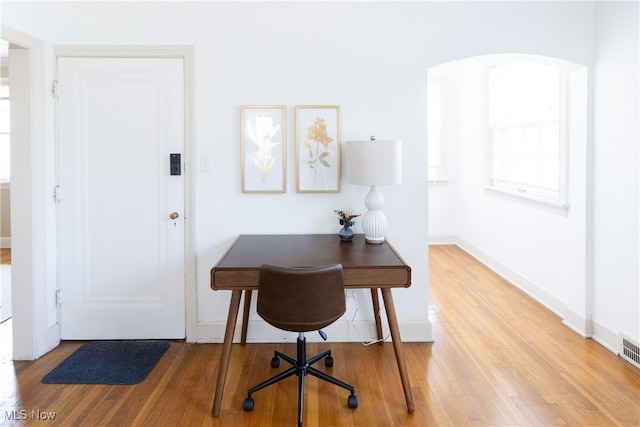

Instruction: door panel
[57,57,185,339]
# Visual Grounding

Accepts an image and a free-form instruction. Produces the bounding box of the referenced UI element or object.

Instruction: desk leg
[240,290,252,345]
[212,289,242,417]
[370,288,384,343]
[381,288,415,413]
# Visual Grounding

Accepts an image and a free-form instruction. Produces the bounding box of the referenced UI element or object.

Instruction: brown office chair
[243,263,358,426]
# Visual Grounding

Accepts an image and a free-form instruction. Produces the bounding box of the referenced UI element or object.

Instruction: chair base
[243,335,357,427]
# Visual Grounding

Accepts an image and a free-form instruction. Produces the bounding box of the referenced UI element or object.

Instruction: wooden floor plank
[0,245,638,425]
[0,249,10,265]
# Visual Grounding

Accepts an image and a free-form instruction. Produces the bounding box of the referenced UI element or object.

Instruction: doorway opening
[427,53,587,240]
[0,38,12,360]
[426,53,590,337]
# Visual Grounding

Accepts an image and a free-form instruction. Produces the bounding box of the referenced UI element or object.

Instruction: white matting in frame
[241,105,286,193]
[295,105,341,193]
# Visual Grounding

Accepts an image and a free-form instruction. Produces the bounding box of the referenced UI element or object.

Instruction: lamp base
[361,185,388,244]
[364,236,385,244]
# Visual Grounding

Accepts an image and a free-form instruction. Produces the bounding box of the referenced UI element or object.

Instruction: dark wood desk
[210,234,415,416]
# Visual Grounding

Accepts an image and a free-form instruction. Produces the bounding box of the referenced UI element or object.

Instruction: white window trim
[0,75,9,184]
[427,75,449,184]
[483,184,570,209]
[484,59,570,210]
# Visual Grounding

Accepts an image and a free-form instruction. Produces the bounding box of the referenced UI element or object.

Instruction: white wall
[592,1,640,345]
[4,1,634,352]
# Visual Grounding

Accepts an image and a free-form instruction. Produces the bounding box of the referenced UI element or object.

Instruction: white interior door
[57,57,185,339]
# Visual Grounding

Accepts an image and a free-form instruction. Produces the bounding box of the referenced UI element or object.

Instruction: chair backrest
[257,264,346,333]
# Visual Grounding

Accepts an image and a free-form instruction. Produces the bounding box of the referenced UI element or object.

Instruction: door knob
[170,212,179,220]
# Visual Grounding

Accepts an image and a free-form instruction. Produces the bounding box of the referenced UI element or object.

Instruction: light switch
[200,156,212,172]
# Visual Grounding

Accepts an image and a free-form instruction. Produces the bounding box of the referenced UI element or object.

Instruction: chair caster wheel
[348,394,358,409]
[325,355,334,367]
[243,397,254,411]
[271,357,280,368]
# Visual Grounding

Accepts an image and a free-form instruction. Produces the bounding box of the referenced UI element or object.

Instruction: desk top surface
[214,234,407,269]
[211,234,411,290]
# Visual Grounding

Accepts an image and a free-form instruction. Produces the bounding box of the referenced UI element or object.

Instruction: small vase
[339,226,354,241]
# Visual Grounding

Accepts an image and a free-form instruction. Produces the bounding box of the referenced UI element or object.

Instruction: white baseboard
[0,237,10,249]
[196,318,432,344]
[454,237,567,318]
[561,306,593,338]
[46,323,61,353]
[428,235,457,245]
[436,237,620,356]
[591,319,622,355]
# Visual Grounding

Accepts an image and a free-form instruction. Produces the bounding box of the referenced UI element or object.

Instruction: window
[427,78,447,182]
[0,76,9,184]
[487,59,567,206]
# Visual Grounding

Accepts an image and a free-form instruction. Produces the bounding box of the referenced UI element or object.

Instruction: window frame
[0,75,9,185]
[427,75,448,183]
[484,59,569,208]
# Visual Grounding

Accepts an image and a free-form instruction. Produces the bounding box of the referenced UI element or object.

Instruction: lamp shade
[345,139,402,185]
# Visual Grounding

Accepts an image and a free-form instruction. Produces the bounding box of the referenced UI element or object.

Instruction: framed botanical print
[241,105,286,193]
[295,105,341,193]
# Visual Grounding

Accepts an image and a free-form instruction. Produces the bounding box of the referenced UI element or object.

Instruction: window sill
[484,185,570,213]
[428,179,449,187]
[0,181,9,190]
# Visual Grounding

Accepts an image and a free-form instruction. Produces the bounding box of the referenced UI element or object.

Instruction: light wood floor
[0,249,10,265]
[0,245,638,426]
[0,249,11,324]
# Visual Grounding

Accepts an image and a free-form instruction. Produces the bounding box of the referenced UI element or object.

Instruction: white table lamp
[345,137,402,243]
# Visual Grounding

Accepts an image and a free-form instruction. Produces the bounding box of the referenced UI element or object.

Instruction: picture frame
[241,105,286,193]
[295,105,341,193]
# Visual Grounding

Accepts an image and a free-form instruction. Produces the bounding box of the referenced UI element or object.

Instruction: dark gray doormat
[42,341,170,385]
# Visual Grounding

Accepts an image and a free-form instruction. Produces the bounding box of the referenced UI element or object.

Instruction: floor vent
[620,335,640,369]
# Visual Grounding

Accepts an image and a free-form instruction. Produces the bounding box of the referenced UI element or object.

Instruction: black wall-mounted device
[170,153,181,176]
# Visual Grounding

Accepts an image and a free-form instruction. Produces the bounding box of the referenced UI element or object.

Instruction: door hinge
[54,185,62,202]
[52,80,59,98]
[56,289,62,306]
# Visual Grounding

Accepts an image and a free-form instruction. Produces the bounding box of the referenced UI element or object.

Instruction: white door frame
[54,46,197,342]
[2,25,50,360]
